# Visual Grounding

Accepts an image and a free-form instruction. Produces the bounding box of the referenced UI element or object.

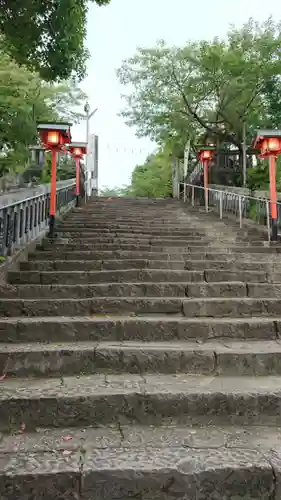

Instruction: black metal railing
[0,179,75,258]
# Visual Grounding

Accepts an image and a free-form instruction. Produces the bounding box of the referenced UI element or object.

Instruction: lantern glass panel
[73,147,82,156]
[47,131,60,146]
[201,150,211,160]
[268,138,281,152]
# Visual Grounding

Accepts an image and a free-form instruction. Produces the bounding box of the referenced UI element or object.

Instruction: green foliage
[247,157,281,192]
[99,185,132,197]
[130,151,172,198]
[0,45,86,179]
[0,0,111,81]
[102,150,173,199]
[117,18,281,161]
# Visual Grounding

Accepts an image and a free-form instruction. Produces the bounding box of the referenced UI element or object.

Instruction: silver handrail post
[239,196,243,228]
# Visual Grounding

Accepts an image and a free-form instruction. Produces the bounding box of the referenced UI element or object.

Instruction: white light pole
[84,102,98,199]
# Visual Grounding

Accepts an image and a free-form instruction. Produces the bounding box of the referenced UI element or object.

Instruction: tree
[130,151,172,198]
[0,46,87,177]
[0,0,111,81]
[117,18,281,166]
[99,185,132,197]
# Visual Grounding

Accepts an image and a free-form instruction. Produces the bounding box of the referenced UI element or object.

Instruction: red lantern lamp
[69,142,87,206]
[37,122,72,237]
[37,122,72,150]
[253,129,281,241]
[196,145,216,213]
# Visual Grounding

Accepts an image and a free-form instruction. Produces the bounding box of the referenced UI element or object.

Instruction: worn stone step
[28,250,189,261]
[20,258,281,273]
[1,281,255,299]
[0,297,185,316]
[22,255,281,271]
[8,269,205,285]
[48,238,212,248]
[56,234,209,244]
[0,424,279,500]
[20,259,185,272]
[38,242,211,252]
[0,316,279,343]
[2,340,281,378]
[1,296,281,317]
[57,226,206,235]
[1,374,281,432]
[7,269,272,285]
[28,249,281,262]
[36,242,281,253]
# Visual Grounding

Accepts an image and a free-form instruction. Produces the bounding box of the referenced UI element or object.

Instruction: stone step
[28,249,281,262]
[37,242,280,253]
[20,259,186,272]
[1,373,281,432]
[0,316,279,343]
[57,226,206,235]
[7,269,272,285]
[4,282,281,299]
[52,238,212,248]
[20,259,281,273]
[1,296,281,317]
[1,340,281,377]
[0,423,279,499]
[56,233,209,243]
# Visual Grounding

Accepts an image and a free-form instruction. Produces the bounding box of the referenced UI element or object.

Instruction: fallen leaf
[62,450,72,456]
[62,435,73,441]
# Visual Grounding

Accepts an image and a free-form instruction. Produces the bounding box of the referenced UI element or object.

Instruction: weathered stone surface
[1,374,281,430]
[182,297,281,317]
[0,426,279,499]
[8,269,205,285]
[0,283,188,299]
[20,259,187,272]
[3,340,281,377]
[0,297,184,317]
[3,195,281,497]
[0,316,278,343]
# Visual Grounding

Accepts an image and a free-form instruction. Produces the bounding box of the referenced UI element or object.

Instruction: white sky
[72,0,281,188]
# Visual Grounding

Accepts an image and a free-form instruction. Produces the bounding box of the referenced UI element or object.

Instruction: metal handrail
[0,179,76,258]
[179,182,280,242]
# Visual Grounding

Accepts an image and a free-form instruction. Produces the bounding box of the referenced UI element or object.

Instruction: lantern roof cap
[28,144,46,151]
[196,144,216,151]
[253,129,281,148]
[69,142,87,148]
[37,122,72,131]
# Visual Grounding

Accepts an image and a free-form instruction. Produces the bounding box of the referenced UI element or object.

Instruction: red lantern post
[197,146,216,212]
[69,142,87,206]
[253,130,281,241]
[37,122,71,237]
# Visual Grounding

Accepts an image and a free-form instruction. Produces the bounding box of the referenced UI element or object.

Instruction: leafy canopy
[117,18,281,156]
[0,45,87,176]
[0,0,111,81]
[100,149,173,199]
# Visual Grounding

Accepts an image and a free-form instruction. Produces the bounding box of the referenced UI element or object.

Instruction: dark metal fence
[0,179,75,258]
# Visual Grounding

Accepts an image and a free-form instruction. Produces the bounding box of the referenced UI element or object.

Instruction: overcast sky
[72,0,280,189]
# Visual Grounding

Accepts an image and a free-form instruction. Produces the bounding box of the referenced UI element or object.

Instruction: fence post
[238,196,243,228]
[183,183,186,203]
[191,185,195,207]
[266,201,271,242]
[219,191,223,219]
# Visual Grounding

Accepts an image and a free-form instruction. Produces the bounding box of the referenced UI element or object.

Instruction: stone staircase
[1,197,281,498]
